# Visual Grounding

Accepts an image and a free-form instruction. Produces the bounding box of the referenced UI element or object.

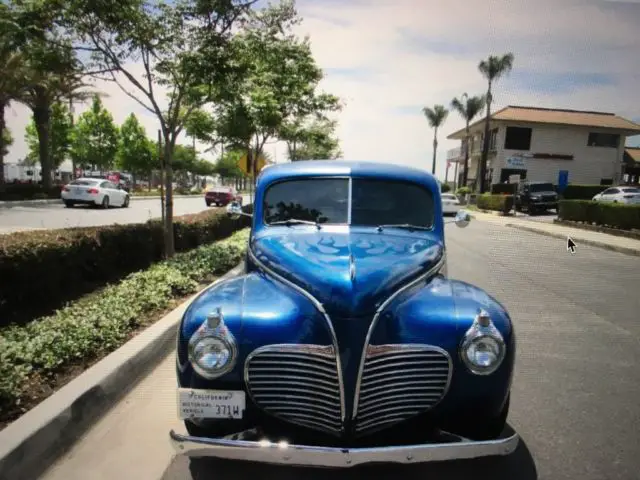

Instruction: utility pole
[69,98,76,179]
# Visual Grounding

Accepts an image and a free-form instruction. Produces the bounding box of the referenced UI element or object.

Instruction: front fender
[177,272,334,386]
[369,276,515,415]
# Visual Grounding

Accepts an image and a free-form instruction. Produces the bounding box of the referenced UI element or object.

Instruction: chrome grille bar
[354,344,452,435]
[245,344,343,435]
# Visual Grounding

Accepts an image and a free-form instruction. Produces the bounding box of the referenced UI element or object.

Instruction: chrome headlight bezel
[459,310,506,376]
[188,308,238,380]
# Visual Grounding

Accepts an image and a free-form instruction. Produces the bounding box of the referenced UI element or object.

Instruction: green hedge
[0,183,63,201]
[441,184,451,193]
[559,200,640,230]
[477,193,514,213]
[0,208,251,327]
[0,229,250,416]
[561,184,605,200]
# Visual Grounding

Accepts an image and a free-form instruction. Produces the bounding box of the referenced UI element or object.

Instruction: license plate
[177,388,245,420]
[73,187,81,194]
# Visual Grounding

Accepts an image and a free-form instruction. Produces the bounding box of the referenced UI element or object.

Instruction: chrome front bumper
[169,429,519,467]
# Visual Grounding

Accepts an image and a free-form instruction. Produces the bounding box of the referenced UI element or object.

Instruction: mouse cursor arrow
[567,237,576,254]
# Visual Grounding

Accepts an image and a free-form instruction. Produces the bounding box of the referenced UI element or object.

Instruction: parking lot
[0,195,251,234]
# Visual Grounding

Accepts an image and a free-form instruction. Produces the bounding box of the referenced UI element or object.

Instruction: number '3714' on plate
[177,388,246,420]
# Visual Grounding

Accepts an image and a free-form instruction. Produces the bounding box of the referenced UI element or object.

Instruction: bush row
[476,193,514,214]
[561,185,605,200]
[0,207,252,327]
[0,183,63,201]
[0,229,250,414]
[559,200,640,230]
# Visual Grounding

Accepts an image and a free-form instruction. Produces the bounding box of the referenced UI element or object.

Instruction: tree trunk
[163,135,175,258]
[478,85,493,194]
[462,121,470,186]
[33,102,52,189]
[431,128,438,175]
[0,101,6,185]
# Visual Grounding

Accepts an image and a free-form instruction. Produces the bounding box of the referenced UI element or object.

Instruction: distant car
[61,178,130,208]
[205,187,241,207]
[592,186,640,205]
[441,193,461,215]
[514,181,558,214]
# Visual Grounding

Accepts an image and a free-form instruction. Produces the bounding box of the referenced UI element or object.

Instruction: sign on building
[506,156,526,168]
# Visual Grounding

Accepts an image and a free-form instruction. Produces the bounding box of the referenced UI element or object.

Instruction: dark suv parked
[514,181,559,214]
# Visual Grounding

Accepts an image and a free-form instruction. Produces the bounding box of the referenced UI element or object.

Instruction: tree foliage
[282,117,341,161]
[213,0,341,176]
[24,101,72,168]
[2,128,13,158]
[70,95,119,170]
[115,113,155,175]
[422,104,449,175]
[214,150,245,179]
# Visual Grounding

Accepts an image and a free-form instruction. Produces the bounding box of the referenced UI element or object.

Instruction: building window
[588,133,619,148]
[504,127,532,151]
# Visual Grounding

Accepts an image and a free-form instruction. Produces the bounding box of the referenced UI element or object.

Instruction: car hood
[251,228,444,317]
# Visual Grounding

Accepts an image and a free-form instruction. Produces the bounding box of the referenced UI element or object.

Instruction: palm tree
[477,53,514,193]
[450,93,486,187]
[422,105,449,175]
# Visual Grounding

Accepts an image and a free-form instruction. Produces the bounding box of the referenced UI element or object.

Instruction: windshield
[528,183,555,192]
[621,187,640,193]
[263,177,434,228]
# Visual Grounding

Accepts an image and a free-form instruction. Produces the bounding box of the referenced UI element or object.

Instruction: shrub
[562,184,605,200]
[456,186,472,196]
[559,200,640,230]
[441,183,451,193]
[477,193,514,213]
[0,208,251,327]
[0,183,62,201]
[0,229,250,413]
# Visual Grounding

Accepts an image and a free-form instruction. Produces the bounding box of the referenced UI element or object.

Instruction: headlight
[460,310,506,375]
[188,308,237,379]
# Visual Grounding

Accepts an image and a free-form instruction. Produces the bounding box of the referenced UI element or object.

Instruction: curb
[0,263,245,480]
[553,219,640,241]
[505,223,640,257]
[0,195,197,208]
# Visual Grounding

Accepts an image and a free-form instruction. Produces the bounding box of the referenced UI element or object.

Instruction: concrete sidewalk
[470,210,640,257]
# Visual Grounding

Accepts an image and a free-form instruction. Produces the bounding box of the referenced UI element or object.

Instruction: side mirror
[454,209,471,228]
[226,201,252,218]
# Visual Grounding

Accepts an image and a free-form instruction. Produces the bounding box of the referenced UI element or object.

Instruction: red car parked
[205,186,242,207]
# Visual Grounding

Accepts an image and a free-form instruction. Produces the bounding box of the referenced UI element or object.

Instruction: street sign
[558,170,569,192]
[506,156,526,168]
[238,153,268,176]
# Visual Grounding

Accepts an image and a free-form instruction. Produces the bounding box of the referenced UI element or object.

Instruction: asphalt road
[40,218,640,480]
[0,195,251,234]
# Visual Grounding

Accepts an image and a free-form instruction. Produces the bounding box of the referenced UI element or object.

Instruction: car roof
[257,160,440,190]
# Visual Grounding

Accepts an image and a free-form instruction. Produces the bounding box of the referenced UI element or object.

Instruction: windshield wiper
[377,224,430,232]
[270,218,321,229]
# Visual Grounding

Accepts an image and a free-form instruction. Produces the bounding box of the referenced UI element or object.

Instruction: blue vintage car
[170,161,518,467]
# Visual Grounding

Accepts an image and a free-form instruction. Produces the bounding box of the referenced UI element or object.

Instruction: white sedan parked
[61,178,130,208]
[441,193,461,215]
[592,186,640,205]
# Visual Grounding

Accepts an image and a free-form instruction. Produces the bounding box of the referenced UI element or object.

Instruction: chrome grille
[245,344,343,435]
[354,344,451,435]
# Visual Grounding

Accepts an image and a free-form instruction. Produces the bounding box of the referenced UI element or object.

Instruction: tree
[115,113,155,182]
[422,105,449,175]
[214,150,245,180]
[11,0,96,188]
[65,0,256,257]
[477,53,514,193]
[2,128,13,158]
[214,1,341,184]
[450,93,486,186]
[0,3,28,183]
[24,101,72,168]
[70,95,119,171]
[282,117,341,161]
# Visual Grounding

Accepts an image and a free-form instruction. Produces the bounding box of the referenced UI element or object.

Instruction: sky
[4,0,640,181]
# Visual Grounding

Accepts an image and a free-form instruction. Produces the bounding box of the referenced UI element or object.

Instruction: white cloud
[5,0,640,181]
